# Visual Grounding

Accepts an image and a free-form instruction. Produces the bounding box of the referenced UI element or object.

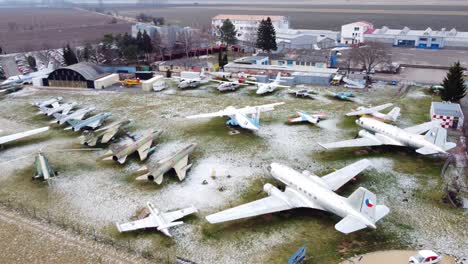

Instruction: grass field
[0,83,465,263]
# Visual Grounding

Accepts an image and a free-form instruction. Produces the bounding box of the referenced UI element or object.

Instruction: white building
[276,29,339,50]
[341,21,374,45]
[430,102,464,130]
[212,14,290,43]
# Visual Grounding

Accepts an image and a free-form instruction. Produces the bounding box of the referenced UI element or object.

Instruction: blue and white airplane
[327,91,355,101]
[186,102,285,131]
[288,111,327,125]
[1,63,54,86]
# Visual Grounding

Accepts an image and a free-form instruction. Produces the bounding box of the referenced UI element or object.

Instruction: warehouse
[276,29,339,50]
[430,102,464,130]
[47,63,110,89]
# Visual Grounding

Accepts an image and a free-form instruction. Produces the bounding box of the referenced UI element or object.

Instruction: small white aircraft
[186,102,285,131]
[38,102,77,117]
[206,159,390,234]
[0,127,49,148]
[1,62,54,86]
[34,97,63,109]
[211,79,249,92]
[320,117,456,155]
[116,202,198,237]
[175,69,208,89]
[288,111,327,125]
[247,73,290,95]
[346,103,400,123]
[52,107,96,125]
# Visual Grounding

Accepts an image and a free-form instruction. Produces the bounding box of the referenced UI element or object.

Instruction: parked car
[409,250,442,264]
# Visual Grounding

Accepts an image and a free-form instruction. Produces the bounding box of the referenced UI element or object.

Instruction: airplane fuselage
[72,113,111,131]
[256,83,277,94]
[57,107,95,124]
[357,117,444,153]
[113,131,159,160]
[270,163,376,229]
[148,144,196,179]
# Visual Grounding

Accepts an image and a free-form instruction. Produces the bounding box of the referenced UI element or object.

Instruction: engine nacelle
[358,130,376,139]
[263,183,285,198]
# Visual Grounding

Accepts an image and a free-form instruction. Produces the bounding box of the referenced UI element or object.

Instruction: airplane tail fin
[251,107,261,127]
[386,107,400,121]
[200,68,205,78]
[347,187,388,223]
[275,72,282,83]
[424,127,456,151]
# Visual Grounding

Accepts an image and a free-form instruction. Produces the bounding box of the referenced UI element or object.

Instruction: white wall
[341,22,373,44]
[94,74,119,90]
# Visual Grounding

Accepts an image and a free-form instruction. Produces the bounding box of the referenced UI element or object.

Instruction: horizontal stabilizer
[335,215,367,234]
[415,146,439,155]
[374,205,390,222]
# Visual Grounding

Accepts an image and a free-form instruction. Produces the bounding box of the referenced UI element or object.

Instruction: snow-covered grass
[0,84,465,263]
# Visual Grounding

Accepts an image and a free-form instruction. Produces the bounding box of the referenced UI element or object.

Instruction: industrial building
[276,29,339,50]
[364,26,468,49]
[46,62,111,89]
[212,14,289,44]
[234,56,269,65]
[430,102,464,130]
[224,62,337,78]
[340,21,374,45]
[266,49,331,69]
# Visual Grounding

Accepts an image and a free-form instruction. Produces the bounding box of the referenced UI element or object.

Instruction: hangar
[47,62,110,89]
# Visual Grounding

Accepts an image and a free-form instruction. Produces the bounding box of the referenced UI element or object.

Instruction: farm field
[0,83,465,263]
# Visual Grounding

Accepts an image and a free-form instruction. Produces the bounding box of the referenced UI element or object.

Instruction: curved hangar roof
[48,62,109,82]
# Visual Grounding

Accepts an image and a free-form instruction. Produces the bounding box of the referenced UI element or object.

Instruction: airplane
[211,79,249,92]
[33,152,57,180]
[102,130,161,164]
[327,91,355,101]
[206,71,233,79]
[79,119,131,146]
[246,73,290,95]
[38,102,77,117]
[288,111,327,125]
[319,117,456,155]
[1,62,54,86]
[116,202,198,237]
[34,97,63,108]
[52,107,96,125]
[206,159,390,234]
[346,103,400,123]
[186,102,285,131]
[175,69,207,89]
[65,112,112,132]
[287,89,317,99]
[0,127,49,148]
[120,78,141,87]
[0,83,23,97]
[135,143,197,184]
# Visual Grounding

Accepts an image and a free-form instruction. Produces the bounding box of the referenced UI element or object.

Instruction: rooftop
[343,21,374,27]
[432,102,464,117]
[366,26,468,38]
[212,14,287,22]
[62,62,108,81]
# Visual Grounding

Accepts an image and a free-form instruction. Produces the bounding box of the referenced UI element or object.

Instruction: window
[420,37,428,41]
[432,38,437,41]
[354,27,360,31]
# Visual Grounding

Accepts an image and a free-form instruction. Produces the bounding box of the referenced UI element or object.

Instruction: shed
[292,72,333,85]
[47,62,109,89]
[141,75,165,91]
[94,74,119,90]
[430,101,464,130]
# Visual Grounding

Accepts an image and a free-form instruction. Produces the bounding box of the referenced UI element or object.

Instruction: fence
[0,198,173,262]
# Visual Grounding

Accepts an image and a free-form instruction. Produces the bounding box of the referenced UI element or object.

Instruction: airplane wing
[137,140,153,161]
[101,126,120,144]
[0,127,49,145]
[321,159,372,191]
[86,119,103,129]
[404,120,442,135]
[186,109,231,119]
[173,155,191,181]
[238,102,285,115]
[334,215,367,234]
[346,103,393,116]
[319,137,382,149]
[116,216,158,232]
[162,206,198,223]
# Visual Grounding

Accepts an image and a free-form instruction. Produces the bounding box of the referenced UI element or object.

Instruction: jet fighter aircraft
[346,103,400,123]
[0,127,49,148]
[327,91,355,101]
[33,97,63,108]
[33,152,56,180]
[102,130,161,164]
[319,117,456,155]
[288,111,327,125]
[247,73,290,95]
[52,107,96,125]
[116,202,198,237]
[135,143,197,184]
[79,119,131,146]
[206,159,390,234]
[38,102,77,117]
[65,112,112,132]
[186,102,285,131]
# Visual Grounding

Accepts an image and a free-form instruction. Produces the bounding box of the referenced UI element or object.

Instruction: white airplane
[211,79,249,92]
[0,127,49,148]
[34,97,63,109]
[2,62,54,86]
[320,117,456,155]
[175,69,207,89]
[116,202,198,237]
[346,103,400,123]
[206,71,233,79]
[247,73,290,95]
[206,159,390,234]
[52,107,96,125]
[186,102,285,131]
[288,111,327,125]
[38,102,77,117]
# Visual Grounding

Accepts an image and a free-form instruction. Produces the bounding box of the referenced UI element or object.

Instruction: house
[276,29,339,50]
[266,49,331,69]
[341,21,374,45]
[430,102,464,130]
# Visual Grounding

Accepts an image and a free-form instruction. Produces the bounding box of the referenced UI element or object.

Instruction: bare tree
[243,30,257,54]
[35,43,56,67]
[177,29,195,59]
[350,42,391,73]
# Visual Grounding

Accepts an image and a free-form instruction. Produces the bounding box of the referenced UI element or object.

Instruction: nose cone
[256,87,266,94]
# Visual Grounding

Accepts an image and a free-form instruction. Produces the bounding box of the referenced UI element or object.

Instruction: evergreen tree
[136,31,143,50]
[63,44,78,66]
[256,17,277,53]
[441,61,467,102]
[222,53,228,67]
[0,46,3,54]
[218,19,237,45]
[27,56,37,70]
[142,30,153,54]
[83,43,92,62]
